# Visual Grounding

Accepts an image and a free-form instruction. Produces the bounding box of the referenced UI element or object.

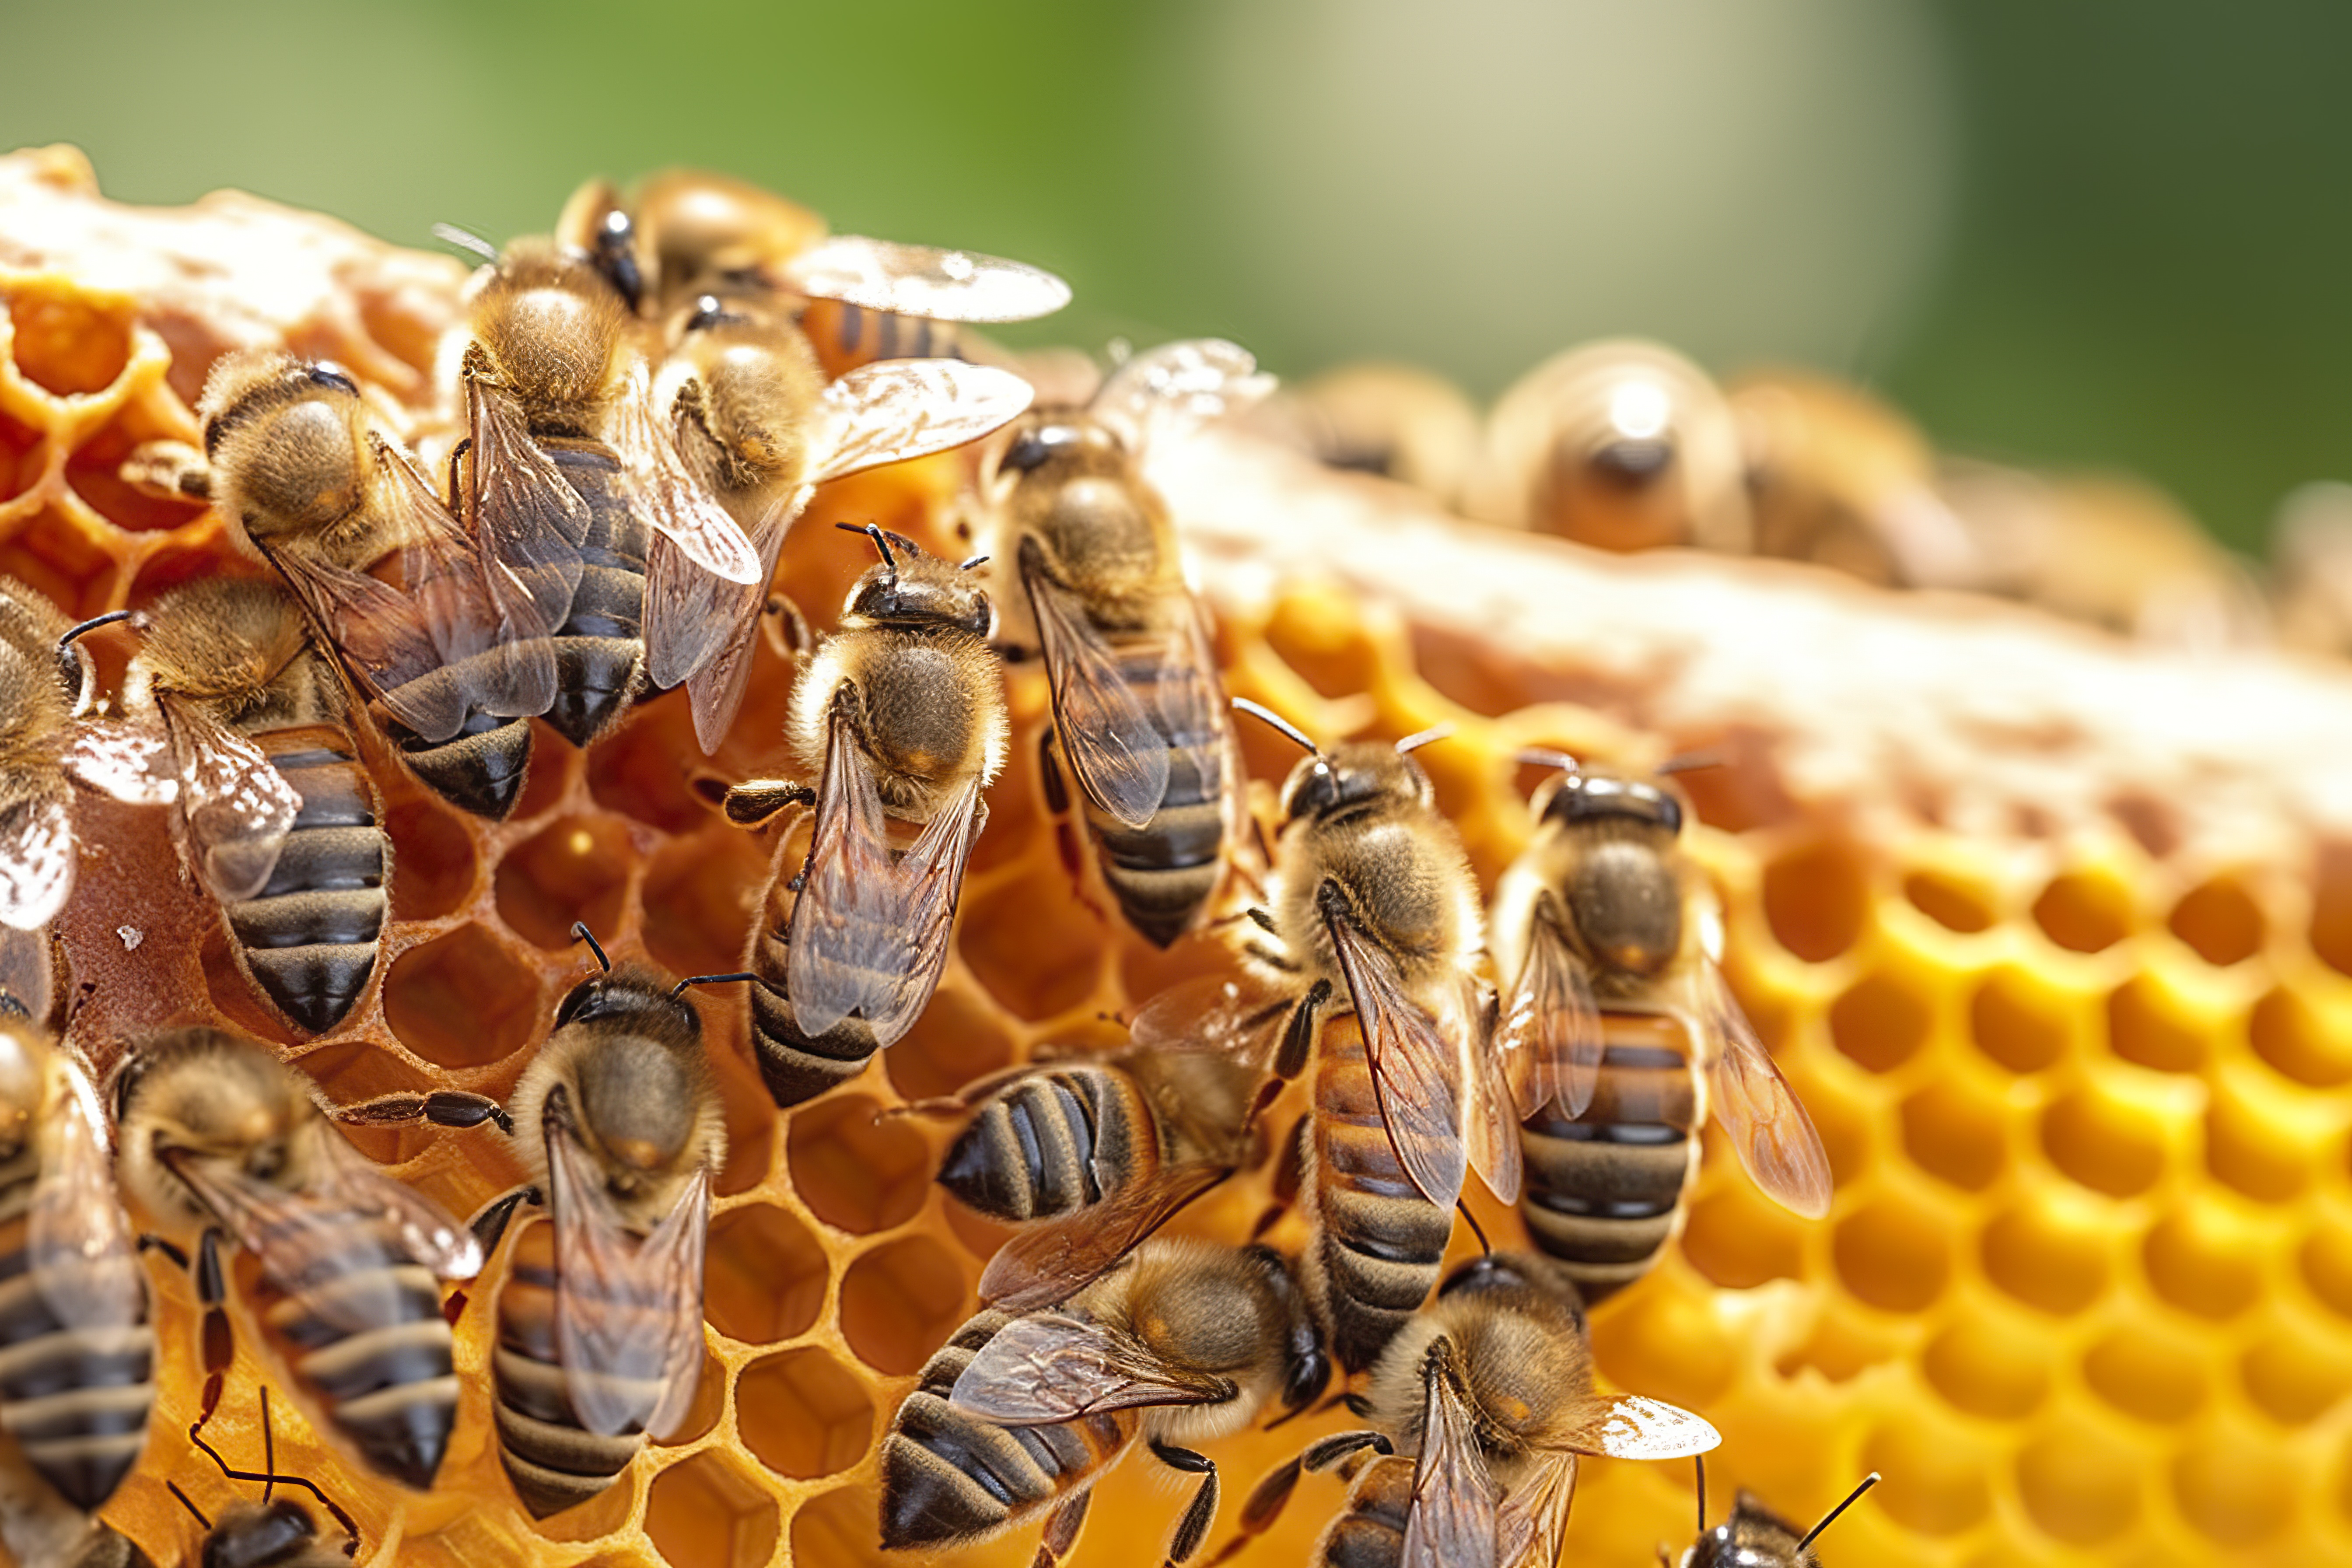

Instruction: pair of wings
[1490,893,1834,1220]
[23,1050,146,1334]
[146,696,304,906]
[784,701,987,1048]
[947,1306,1236,1428]
[644,356,1035,754]
[0,717,181,932]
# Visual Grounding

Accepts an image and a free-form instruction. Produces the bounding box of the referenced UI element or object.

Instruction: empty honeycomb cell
[2040,1082,2168,1199]
[2166,875,2265,966]
[959,863,1108,1021]
[655,1347,727,1447]
[1588,1280,1740,1410]
[2205,1073,2332,1205]
[786,1093,931,1234]
[494,814,635,951]
[7,287,131,395]
[1902,867,1999,933]
[887,984,1017,1101]
[2033,867,2136,954]
[1971,966,2074,1073]
[0,405,38,503]
[642,1449,780,1568]
[66,434,203,533]
[2143,1200,2265,1320]
[1833,1191,1953,1312]
[2016,1419,2143,1546]
[2299,1215,2352,1319]
[1263,579,1381,699]
[2240,1315,2352,1425]
[1901,1077,2008,1191]
[790,1485,893,1568]
[640,828,768,980]
[1983,1201,2111,1316]
[1921,1306,2051,1419]
[1827,966,1933,1072]
[839,1235,968,1375]
[2105,974,2207,1074]
[1858,1410,1994,1535]
[381,922,543,1068]
[384,797,478,920]
[1760,837,1868,962]
[2172,1433,2293,1547]
[704,1203,826,1344]
[2310,840,2352,977]
[587,705,714,836]
[735,1346,874,1480]
[2250,984,2352,1087]
[1681,1182,1807,1289]
[3,502,118,613]
[2082,1317,2208,1423]
[1771,1298,1904,1383]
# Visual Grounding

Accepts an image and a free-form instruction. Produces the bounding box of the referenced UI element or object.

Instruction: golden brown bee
[724,526,1006,1108]
[1489,761,1831,1304]
[110,1028,481,1490]
[1473,340,1750,554]
[880,1239,1326,1567]
[0,1018,154,1517]
[1676,1467,1880,1568]
[1226,1251,1717,1568]
[125,579,382,1035]
[1251,362,1482,509]
[977,340,1265,947]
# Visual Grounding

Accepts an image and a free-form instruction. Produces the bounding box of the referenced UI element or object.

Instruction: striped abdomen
[1519,1012,1700,1305]
[1304,1015,1452,1375]
[880,1306,1135,1551]
[542,439,648,749]
[1075,628,1233,948]
[1316,1454,1414,1568]
[491,1217,656,1518]
[380,702,533,821]
[747,866,883,1110]
[800,299,977,376]
[243,1221,458,1490]
[0,1204,154,1510]
[936,1067,1154,1223]
[222,724,386,1034]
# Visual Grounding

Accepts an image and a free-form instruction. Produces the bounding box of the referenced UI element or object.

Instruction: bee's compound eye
[1654,789,1684,835]
[1285,760,1337,820]
[304,364,359,397]
[554,977,604,1030]
[1001,424,1080,475]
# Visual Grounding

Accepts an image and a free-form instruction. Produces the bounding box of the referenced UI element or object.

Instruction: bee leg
[1153,1442,1219,1565]
[466,1184,542,1256]
[135,1234,189,1270]
[1033,1488,1092,1566]
[1203,1452,1305,1567]
[193,1228,231,1432]
[1303,1429,1390,1471]
[335,1090,513,1135]
[722,779,816,829]
[1249,1115,1310,1241]
[1036,729,1110,923]
[763,595,813,665]
[1272,980,1333,1083]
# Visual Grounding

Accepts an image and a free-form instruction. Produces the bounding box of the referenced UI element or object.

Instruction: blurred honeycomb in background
[10,143,2352,1567]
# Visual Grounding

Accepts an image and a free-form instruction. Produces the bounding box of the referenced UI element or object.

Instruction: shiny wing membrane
[1494,895,1603,1121]
[1495,1451,1579,1568]
[26,1055,144,1331]
[0,925,52,1019]
[948,1309,1232,1425]
[63,721,177,805]
[1401,1350,1502,1568]
[976,1162,1234,1315]
[156,692,300,903]
[460,378,588,633]
[807,360,1032,487]
[0,785,74,931]
[1323,910,1468,1211]
[779,235,1072,324]
[606,364,761,587]
[1557,1392,1721,1461]
[1093,340,1275,451]
[1698,959,1833,1219]
[1022,542,1168,830]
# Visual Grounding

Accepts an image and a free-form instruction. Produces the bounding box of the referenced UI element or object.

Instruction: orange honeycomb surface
[8,144,2352,1566]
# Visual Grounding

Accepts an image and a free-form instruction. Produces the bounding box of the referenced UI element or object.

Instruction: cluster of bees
[0,168,1900,1568]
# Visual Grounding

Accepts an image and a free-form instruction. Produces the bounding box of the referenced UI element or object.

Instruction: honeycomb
[7,143,2352,1566]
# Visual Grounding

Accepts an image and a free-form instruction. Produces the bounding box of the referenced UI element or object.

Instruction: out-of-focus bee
[338,925,732,1517]
[976,340,1266,948]
[0,1018,153,1516]
[1472,340,1750,554]
[1223,1251,1717,1568]
[2271,481,2352,658]
[1249,362,1482,510]
[648,293,1032,752]
[723,526,1006,1108]
[125,579,383,1035]
[1674,1465,1880,1567]
[111,1029,482,1490]
[1489,760,1831,1303]
[880,1239,1326,1567]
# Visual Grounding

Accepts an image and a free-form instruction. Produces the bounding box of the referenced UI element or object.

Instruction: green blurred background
[4,0,2344,553]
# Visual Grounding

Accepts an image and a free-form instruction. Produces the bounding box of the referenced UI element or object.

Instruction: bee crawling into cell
[1669,1458,1880,1567]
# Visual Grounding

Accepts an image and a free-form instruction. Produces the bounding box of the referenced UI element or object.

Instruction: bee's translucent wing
[948,1310,1232,1425]
[156,692,300,904]
[26,1054,145,1331]
[0,925,53,1020]
[1094,340,1274,449]
[0,786,74,932]
[1022,541,1167,830]
[1494,894,1603,1121]
[1401,1349,1502,1568]
[780,235,1072,324]
[1324,913,1466,1212]
[308,1127,484,1282]
[1556,1393,1721,1461]
[460,376,589,634]
[606,363,762,587]
[1496,1451,1579,1568]
[63,721,177,806]
[1698,959,1833,1219]
[808,360,1033,487]
[976,1161,1233,1315]
[646,491,798,751]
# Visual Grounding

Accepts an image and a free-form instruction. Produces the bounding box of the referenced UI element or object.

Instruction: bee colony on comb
[3,137,2352,1568]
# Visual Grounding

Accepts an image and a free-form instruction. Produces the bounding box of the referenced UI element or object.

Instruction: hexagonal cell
[0,406,39,507]
[1969,967,2071,1074]
[1902,868,1997,934]
[1827,968,1931,1072]
[1770,1300,1902,1383]
[9,289,131,396]
[2144,1200,2263,1321]
[66,421,205,534]
[1921,1308,2049,1419]
[2172,1432,2292,1547]
[299,1040,434,1164]
[642,828,769,980]
[960,863,1107,1021]
[1263,581,1380,701]
[2082,1318,2208,1423]
[2106,975,2205,1074]
[2250,984,2352,1088]
[2167,875,2265,966]
[1681,1184,1804,1290]
[1759,839,1867,963]
[1832,1192,1951,1313]
[2032,868,2134,954]
[494,813,634,951]
[1900,1078,2006,1192]
[1586,1279,1739,1411]
[2240,1317,2352,1425]
[2300,1217,2352,1320]
[888,984,1016,1102]
[791,1484,895,1568]
[2040,1082,2167,1199]
[1,503,117,616]
[643,1449,780,1568]
[1982,1203,2110,1316]
[839,1234,968,1375]
[2016,1418,2142,1545]
[704,1203,826,1344]
[384,796,479,920]
[2205,1080,2315,1205]
[1858,1410,1993,1535]
[787,1094,931,1235]
[381,922,542,1069]
[737,1346,874,1480]
[588,701,711,836]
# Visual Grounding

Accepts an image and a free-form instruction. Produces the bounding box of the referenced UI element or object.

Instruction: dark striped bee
[125,579,383,1035]
[977,340,1264,947]
[1489,760,1831,1304]
[724,527,1005,1108]
[1223,1252,1717,1568]
[881,1239,1326,1567]
[1675,1462,1880,1567]
[111,1029,481,1490]
[132,1389,362,1568]
[0,1018,153,1516]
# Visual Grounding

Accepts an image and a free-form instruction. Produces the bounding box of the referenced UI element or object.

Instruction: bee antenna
[1794,1472,1881,1553]
[958,553,991,572]
[1454,1200,1493,1257]
[1393,723,1454,756]
[1657,749,1726,776]
[430,222,501,265]
[57,609,133,654]
[1694,1453,1707,1536]
[1231,698,1320,756]
[166,1478,212,1532]
[837,520,896,573]
[1517,747,1580,777]
[670,971,759,999]
[569,922,612,973]
[261,1385,274,1504]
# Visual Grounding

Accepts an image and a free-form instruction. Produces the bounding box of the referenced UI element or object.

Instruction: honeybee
[186,352,560,819]
[976,340,1264,948]
[1489,760,1831,1303]
[125,579,383,1035]
[724,526,1006,1108]
[880,1239,1326,1566]
[1675,1467,1880,1567]
[1250,362,1482,509]
[648,292,1033,752]
[136,1390,361,1568]
[336,924,733,1517]
[1472,340,1750,554]
[0,1018,154,1517]
[1225,1251,1718,1568]
[111,1029,482,1489]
